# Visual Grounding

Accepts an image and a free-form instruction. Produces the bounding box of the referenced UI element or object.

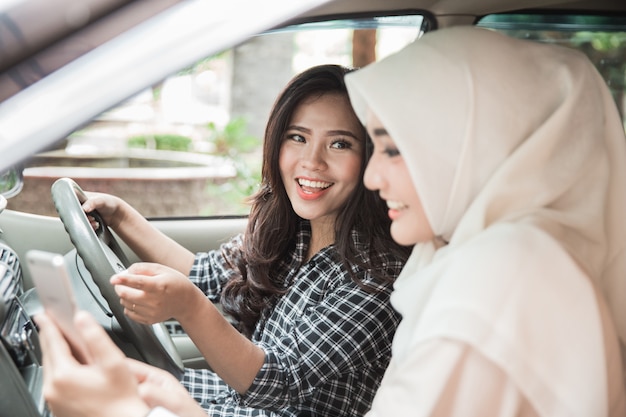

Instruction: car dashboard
[0,195,134,417]
[0,239,46,417]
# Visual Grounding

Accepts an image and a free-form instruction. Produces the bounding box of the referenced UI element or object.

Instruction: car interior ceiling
[2,0,625,102]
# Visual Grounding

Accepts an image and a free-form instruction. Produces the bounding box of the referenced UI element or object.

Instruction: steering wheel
[51,177,184,378]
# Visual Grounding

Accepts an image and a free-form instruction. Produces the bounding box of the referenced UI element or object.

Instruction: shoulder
[418,223,592,325]
[390,223,585,331]
[445,223,565,273]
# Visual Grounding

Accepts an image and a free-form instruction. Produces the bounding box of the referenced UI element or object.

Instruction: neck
[307,220,335,261]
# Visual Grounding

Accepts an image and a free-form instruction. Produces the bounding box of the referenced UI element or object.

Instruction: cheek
[390,207,431,246]
[278,146,292,176]
[409,190,435,242]
[394,176,435,245]
[277,157,294,194]
[342,154,363,185]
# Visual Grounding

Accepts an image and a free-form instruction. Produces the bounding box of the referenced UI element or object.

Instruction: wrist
[176,284,212,325]
[109,197,133,230]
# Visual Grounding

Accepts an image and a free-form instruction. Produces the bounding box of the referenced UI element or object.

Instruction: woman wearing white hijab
[345,26,626,416]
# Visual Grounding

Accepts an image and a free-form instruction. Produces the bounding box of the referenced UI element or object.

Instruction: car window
[478,14,626,125]
[12,13,624,220]
[8,14,426,219]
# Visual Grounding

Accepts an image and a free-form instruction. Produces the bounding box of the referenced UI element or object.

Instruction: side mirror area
[0,166,24,199]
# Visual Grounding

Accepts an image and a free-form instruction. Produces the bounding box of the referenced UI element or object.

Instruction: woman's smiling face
[279,92,364,230]
[363,109,434,246]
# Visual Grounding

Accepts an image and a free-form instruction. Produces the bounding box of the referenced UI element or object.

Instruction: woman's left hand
[110,262,203,325]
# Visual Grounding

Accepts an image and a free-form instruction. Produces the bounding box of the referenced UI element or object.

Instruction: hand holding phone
[27,250,91,363]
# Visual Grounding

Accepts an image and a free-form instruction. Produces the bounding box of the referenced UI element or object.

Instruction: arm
[109,234,266,395]
[110,262,265,394]
[82,192,195,274]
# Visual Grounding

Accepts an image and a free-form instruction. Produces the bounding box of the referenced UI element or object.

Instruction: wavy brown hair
[220,64,409,337]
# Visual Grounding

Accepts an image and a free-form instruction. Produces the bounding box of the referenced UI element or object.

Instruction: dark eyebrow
[372,127,389,137]
[287,125,362,141]
[327,129,362,141]
[287,125,310,133]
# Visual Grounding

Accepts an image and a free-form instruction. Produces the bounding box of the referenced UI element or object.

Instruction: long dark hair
[221,64,409,337]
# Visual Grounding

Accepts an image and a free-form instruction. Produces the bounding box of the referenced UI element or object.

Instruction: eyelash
[331,140,352,150]
[286,134,353,150]
[383,147,400,157]
[288,134,305,143]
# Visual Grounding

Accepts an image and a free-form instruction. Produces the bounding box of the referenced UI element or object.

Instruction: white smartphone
[26,250,91,363]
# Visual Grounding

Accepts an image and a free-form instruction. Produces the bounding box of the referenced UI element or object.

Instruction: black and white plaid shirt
[182,221,405,416]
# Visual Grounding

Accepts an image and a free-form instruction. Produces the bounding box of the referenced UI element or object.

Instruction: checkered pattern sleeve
[183,367,297,416]
[187,234,245,302]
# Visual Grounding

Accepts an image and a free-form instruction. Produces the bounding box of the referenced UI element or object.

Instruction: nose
[300,142,327,171]
[364,154,382,191]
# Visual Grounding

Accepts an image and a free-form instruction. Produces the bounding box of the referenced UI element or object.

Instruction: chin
[390,229,417,247]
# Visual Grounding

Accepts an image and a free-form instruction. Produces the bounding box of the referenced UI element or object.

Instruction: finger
[73,311,126,367]
[125,358,164,383]
[129,360,189,411]
[127,262,166,276]
[112,288,149,321]
[110,272,148,290]
[114,296,153,324]
[81,198,97,214]
[123,309,153,325]
[36,313,73,366]
[122,301,143,320]
[35,313,78,383]
[86,216,99,230]
[109,280,152,318]
[109,277,146,302]
[120,298,135,315]
[138,384,179,411]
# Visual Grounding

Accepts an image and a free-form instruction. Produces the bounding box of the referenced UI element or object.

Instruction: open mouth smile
[296,178,333,199]
[387,200,408,210]
[298,178,332,190]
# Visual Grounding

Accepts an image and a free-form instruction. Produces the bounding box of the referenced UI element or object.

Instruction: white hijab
[346,27,626,415]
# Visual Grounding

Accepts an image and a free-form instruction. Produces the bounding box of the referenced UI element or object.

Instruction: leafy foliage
[127,134,193,151]
[206,117,261,156]
[202,117,262,215]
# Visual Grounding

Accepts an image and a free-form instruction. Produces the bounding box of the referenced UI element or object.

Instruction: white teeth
[298,178,331,189]
[387,200,407,210]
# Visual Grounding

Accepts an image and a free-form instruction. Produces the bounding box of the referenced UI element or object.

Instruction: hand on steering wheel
[51,177,184,378]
